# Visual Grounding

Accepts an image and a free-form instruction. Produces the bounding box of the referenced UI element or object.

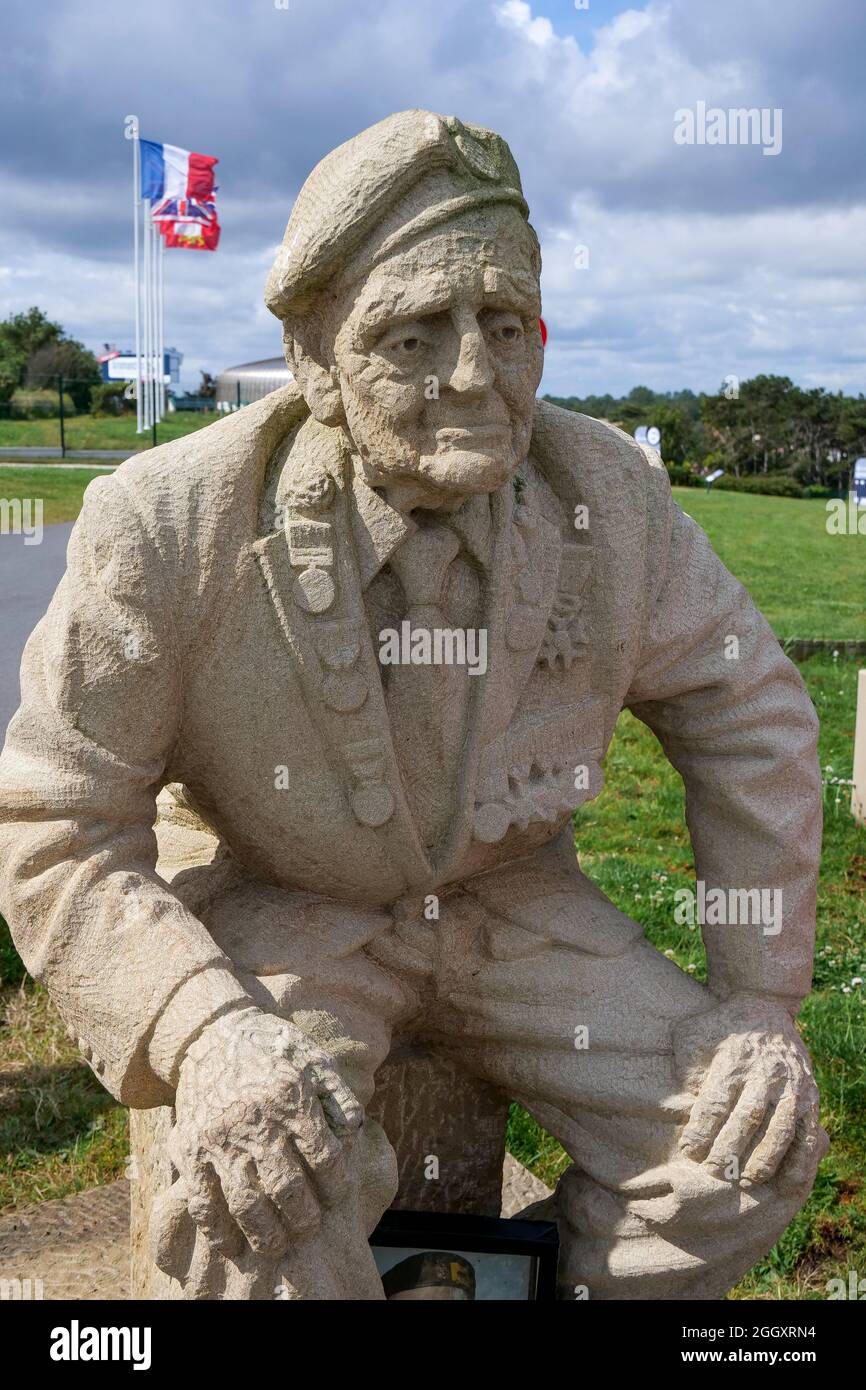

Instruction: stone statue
[0,110,827,1300]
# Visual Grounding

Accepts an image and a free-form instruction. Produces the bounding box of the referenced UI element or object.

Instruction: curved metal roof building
[215,357,293,408]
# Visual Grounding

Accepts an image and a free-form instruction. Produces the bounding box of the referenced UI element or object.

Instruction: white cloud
[538,197,866,395]
[0,0,863,395]
[495,1,563,49]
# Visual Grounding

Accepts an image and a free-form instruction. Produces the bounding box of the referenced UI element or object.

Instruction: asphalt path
[0,522,73,741]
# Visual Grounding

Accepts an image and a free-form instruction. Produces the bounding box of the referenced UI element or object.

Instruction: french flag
[140,139,218,203]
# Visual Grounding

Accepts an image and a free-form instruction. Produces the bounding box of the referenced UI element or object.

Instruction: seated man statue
[0,110,827,1300]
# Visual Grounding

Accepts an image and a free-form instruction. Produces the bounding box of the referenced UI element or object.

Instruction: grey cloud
[0,0,863,394]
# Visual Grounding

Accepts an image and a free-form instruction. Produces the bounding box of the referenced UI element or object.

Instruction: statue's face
[327,206,543,503]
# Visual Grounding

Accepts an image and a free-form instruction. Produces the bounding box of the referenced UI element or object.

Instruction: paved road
[0,523,73,740]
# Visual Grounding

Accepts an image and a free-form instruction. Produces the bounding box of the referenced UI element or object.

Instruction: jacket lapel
[252,420,434,894]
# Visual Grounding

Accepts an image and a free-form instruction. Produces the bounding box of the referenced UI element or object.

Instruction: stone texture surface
[366,1046,509,1216]
[500,1155,552,1219]
[0,1158,551,1301]
[0,109,827,1300]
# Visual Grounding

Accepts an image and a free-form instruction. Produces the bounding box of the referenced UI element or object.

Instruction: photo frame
[369,1210,560,1301]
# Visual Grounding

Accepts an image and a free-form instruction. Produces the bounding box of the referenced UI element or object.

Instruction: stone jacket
[0,387,822,1105]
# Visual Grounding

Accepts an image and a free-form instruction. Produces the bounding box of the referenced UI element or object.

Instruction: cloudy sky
[2,0,864,396]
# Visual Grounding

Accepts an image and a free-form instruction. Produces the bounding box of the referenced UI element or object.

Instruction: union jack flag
[151,195,218,226]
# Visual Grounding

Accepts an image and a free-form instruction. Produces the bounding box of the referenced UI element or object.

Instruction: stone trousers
[142,846,816,1299]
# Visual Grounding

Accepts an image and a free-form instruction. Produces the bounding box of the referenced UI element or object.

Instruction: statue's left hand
[151,1006,363,1279]
[673,992,827,1189]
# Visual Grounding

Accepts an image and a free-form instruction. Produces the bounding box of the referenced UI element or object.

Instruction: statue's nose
[446,312,494,395]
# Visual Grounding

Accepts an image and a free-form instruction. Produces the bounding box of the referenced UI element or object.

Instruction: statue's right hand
[158,1006,363,1266]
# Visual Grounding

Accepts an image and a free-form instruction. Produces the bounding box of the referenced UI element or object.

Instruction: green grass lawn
[0,467,110,525]
[673,488,866,640]
[0,412,213,452]
[0,483,864,1299]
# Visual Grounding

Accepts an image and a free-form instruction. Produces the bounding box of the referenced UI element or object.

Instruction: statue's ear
[284,325,345,427]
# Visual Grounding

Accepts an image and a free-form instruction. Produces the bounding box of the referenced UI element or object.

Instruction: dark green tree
[25,339,101,411]
[652,404,694,465]
[0,306,63,403]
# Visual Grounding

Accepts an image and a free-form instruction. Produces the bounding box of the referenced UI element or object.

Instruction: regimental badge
[538,542,593,671]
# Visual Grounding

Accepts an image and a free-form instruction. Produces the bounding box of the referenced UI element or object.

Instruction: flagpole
[150,210,159,426]
[155,218,163,423]
[126,115,143,433]
[134,127,143,433]
[142,196,149,431]
[149,211,156,426]
[142,195,152,431]
[158,233,166,419]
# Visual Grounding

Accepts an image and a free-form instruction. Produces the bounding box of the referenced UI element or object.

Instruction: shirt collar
[350,460,496,589]
[349,467,416,590]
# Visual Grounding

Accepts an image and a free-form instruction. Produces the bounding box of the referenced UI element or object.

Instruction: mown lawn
[1,486,864,1299]
[0,466,110,525]
[673,487,866,640]
[0,412,213,452]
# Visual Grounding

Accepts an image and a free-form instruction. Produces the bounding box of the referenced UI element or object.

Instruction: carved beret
[265,109,530,319]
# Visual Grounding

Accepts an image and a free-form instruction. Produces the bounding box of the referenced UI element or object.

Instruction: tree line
[545,379,866,491]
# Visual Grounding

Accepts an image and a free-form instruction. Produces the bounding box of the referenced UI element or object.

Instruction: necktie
[384,521,471,849]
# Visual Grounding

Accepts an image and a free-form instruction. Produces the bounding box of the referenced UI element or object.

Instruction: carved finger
[679,1056,743,1161]
[777,1110,828,1195]
[289,1103,350,1206]
[703,1078,774,1178]
[185,1160,245,1257]
[255,1145,321,1239]
[739,1088,798,1185]
[212,1154,291,1257]
[310,1063,364,1137]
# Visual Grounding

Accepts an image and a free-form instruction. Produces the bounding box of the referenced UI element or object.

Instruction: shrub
[714,473,804,498]
[25,339,101,411]
[11,387,76,419]
[666,464,703,487]
[90,381,132,416]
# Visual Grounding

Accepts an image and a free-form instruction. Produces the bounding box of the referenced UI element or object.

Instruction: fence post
[236,380,241,411]
[58,374,66,458]
[852,670,866,825]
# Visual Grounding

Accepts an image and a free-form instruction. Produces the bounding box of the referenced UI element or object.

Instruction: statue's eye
[375,325,429,357]
[497,324,522,343]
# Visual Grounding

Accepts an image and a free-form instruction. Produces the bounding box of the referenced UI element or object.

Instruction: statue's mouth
[435,424,511,446]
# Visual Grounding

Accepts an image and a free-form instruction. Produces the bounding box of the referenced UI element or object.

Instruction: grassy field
[0,466,110,525]
[1,483,864,1298]
[0,413,212,452]
[674,488,866,640]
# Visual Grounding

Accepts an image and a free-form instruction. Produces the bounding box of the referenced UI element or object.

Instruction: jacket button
[352,784,394,827]
[323,669,368,712]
